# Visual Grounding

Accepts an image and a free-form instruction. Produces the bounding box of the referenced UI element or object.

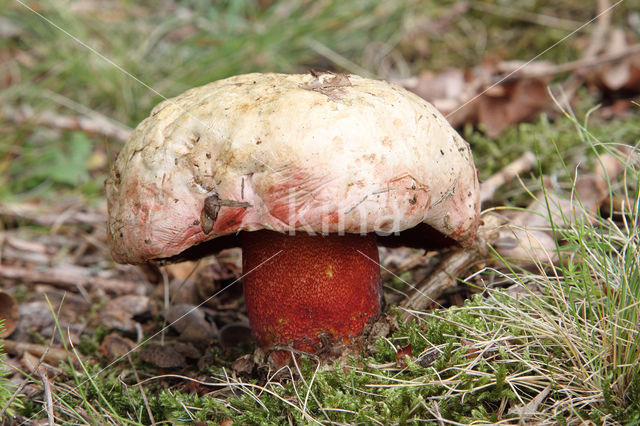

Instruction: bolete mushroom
[106,73,479,357]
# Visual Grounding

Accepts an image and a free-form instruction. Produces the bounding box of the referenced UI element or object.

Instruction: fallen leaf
[409,68,466,102]
[395,343,413,368]
[164,304,217,342]
[219,323,252,349]
[139,344,186,368]
[98,333,135,360]
[231,354,255,375]
[495,149,633,268]
[399,30,640,137]
[401,66,550,137]
[301,73,352,102]
[477,78,550,138]
[173,342,201,359]
[100,295,154,333]
[164,261,202,281]
[0,290,19,338]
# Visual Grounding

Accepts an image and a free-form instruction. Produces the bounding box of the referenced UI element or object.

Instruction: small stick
[2,105,132,142]
[480,152,536,204]
[583,0,612,60]
[401,150,543,311]
[2,340,82,365]
[496,43,640,83]
[469,2,580,30]
[400,214,503,315]
[0,203,106,227]
[41,370,56,425]
[0,264,141,295]
[508,384,552,417]
[399,250,478,314]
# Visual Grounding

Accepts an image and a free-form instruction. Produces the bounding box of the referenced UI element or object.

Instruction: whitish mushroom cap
[106,73,480,264]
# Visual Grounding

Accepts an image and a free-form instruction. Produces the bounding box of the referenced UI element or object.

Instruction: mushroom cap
[106,73,480,264]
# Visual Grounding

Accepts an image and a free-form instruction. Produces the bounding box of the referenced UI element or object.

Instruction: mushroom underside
[158,223,457,264]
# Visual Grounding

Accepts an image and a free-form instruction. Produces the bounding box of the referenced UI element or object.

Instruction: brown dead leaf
[477,78,550,138]
[164,261,202,281]
[164,304,217,342]
[583,28,640,94]
[402,66,550,137]
[395,343,413,368]
[400,29,640,135]
[495,148,633,268]
[232,354,255,376]
[301,73,352,102]
[98,333,135,360]
[219,323,252,349]
[99,295,154,333]
[460,339,479,359]
[599,99,635,120]
[196,263,244,309]
[410,68,466,102]
[0,290,19,338]
[175,342,202,359]
[139,344,186,368]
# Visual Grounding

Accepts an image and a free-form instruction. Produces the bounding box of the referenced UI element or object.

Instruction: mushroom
[106,73,479,358]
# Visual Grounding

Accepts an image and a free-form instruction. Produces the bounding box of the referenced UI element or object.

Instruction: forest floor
[1,0,640,424]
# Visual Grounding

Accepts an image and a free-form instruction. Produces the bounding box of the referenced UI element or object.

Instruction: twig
[2,105,132,142]
[401,150,542,311]
[550,0,613,108]
[1,317,65,419]
[480,152,536,204]
[469,2,580,31]
[305,39,374,78]
[400,214,503,315]
[2,340,83,365]
[508,384,552,417]
[583,0,612,60]
[0,264,141,296]
[41,369,56,425]
[0,202,106,227]
[496,42,640,83]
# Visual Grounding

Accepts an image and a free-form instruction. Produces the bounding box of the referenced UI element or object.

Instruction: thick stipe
[242,231,381,353]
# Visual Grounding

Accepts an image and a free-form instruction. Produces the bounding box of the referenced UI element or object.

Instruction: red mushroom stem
[242,230,381,354]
